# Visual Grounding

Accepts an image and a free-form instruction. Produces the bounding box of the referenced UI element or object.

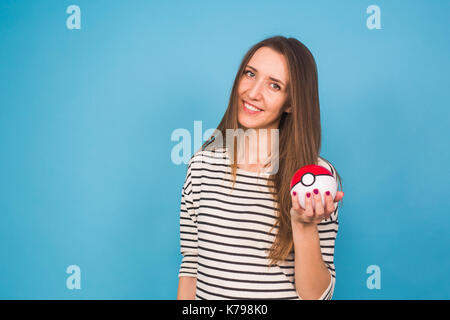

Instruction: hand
[290,189,344,225]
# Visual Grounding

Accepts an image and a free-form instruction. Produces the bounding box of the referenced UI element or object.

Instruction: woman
[177,35,345,300]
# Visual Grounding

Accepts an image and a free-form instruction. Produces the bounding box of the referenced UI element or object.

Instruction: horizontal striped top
[178,147,339,300]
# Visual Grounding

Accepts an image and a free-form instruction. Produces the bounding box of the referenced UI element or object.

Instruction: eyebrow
[246,65,286,86]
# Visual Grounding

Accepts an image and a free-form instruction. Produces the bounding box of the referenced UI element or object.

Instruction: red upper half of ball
[290,165,333,189]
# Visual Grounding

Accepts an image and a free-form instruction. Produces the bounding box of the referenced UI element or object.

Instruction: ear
[284,105,292,114]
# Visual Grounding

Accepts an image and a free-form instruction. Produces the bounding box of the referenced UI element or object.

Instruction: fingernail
[326,191,330,196]
[306,192,311,198]
[313,189,318,195]
[293,191,297,196]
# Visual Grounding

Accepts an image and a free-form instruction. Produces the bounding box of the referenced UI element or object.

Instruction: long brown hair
[200,35,343,267]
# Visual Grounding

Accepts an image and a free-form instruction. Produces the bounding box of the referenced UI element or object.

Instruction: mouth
[242,100,264,114]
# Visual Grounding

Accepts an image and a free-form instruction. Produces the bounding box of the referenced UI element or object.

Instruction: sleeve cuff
[297,271,335,300]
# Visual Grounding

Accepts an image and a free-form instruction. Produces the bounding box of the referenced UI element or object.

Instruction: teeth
[244,102,262,112]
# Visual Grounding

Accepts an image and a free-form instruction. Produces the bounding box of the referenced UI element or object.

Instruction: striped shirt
[178,147,339,300]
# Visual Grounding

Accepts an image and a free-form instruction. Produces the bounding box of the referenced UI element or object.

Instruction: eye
[244,69,255,78]
[271,83,281,90]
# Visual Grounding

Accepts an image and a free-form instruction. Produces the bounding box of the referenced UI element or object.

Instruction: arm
[177,157,199,299]
[177,276,197,300]
[290,160,342,300]
[291,221,333,300]
[290,185,341,299]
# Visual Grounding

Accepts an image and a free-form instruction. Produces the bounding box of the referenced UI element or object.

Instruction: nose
[247,78,264,100]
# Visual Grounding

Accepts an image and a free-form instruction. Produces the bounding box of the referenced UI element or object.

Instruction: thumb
[335,191,344,202]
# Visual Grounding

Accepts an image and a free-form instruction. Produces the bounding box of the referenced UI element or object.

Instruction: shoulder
[184,145,229,193]
[188,143,228,172]
[318,156,338,180]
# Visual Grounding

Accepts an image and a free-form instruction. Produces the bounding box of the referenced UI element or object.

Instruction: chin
[237,118,260,130]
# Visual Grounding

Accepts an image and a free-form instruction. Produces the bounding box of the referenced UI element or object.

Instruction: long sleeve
[313,159,340,300]
[178,159,199,278]
[312,205,338,300]
[294,203,338,300]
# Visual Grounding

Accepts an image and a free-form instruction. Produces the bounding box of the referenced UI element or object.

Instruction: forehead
[247,47,289,84]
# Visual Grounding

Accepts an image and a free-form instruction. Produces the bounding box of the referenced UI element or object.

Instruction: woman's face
[237,46,291,130]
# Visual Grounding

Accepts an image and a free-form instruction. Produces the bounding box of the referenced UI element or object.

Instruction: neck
[239,127,277,168]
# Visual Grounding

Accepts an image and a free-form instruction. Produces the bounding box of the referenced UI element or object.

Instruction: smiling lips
[242,100,263,114]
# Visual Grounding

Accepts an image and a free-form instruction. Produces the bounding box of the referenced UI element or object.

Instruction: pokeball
[290,165,338,210]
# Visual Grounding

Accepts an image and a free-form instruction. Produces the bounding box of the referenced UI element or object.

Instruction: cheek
[274,95,288,112]
[238,80,250,95]
[266,96,286,113]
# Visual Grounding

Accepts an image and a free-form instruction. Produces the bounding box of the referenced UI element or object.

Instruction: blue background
[0,0,449,299]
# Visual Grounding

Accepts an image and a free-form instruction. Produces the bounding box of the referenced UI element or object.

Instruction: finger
[290,206,300,220]
[324,190,335,219]
[304,191,314,220]
[291,191,301,212]
[333,191,345,203]
[312,189,325,219]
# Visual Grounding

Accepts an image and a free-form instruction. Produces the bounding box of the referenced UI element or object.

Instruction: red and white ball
[290,165,338,210]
